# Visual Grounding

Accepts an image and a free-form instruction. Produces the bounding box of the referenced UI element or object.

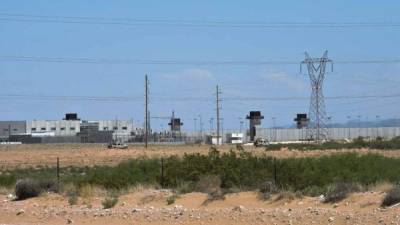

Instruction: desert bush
[176,181,195,194]
[166,194,178,205]
[207,189,226,201]
[259,181,277,194]
[15,179,41,200]
[301,185,325,197]
[79,184,94,205]
[67,192,78,205]
[258,181,277,200]
[102,196,118,209]
[275,191,295,202]
[63,184,79,205]
[381,186,400,207]
[3,150,400,197]
[195,175,222,194]
[324,182,361,203]
[38,179,58,193]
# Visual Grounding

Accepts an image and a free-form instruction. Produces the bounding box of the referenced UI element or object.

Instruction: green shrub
[302,185,325,197]
[102,196,118,209]
[15,179,41,200]
[3,150,400,197]
[324,182,361,203]
[381,186,400,207]
[166,194,178,205]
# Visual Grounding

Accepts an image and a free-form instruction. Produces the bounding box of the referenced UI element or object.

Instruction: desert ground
[1,143,400,169]
[1,187,399,225]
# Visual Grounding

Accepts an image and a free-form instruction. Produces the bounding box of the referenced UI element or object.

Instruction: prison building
[0,121,26,139]
[27,120,81,136]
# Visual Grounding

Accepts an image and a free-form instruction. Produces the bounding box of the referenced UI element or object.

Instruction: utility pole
[238,117,243,133]
[209,117,214,134]
[272,117,277,142]
[198,115,203,142]
[145,74,149,148]
[193,118,197,141]
[216,85,222,145]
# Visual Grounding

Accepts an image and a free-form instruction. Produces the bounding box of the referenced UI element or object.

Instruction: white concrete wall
[27,120,81,136]
[255,127,400,141]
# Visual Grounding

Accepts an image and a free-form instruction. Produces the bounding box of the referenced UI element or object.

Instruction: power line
[1,13,400,29]
[1,55,400,65]
[0,93,400,102]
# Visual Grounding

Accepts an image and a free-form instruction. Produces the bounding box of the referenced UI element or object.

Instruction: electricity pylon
[301,51,333,141]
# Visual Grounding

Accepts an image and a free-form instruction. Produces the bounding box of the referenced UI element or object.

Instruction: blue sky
[0,1,400,130]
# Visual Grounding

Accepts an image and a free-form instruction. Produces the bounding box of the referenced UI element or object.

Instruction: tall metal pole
[347,116,351,140]
[216,85,221,145]
[198,115,203,142]
[300,51,333,142]
[238,117,243,133]
[209,118,214,134]
[272,117,277,142]
[193,118,197,141]
[145,74,149,148]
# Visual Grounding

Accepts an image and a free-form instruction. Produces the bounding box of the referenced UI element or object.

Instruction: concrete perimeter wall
[255,127,400,142]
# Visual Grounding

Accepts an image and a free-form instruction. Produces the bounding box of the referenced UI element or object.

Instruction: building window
[71,127,76,131]
[113,127,118,130]
[13,129,18,131]
[60,127,66,131]
[41,127,46,131]
[122,126,128,130]
[31,128,36,131]
[103,127,108,131]
[51,127,56,131]
[3,129,9,132]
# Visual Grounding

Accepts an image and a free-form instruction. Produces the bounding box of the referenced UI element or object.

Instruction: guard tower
[246,111,264,142]
[168,111,183,132]
[294,114,309,129]
[168,111,183,140]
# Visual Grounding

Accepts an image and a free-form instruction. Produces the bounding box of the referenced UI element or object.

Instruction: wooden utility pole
[216,85,221,145]
[145,74,149,148]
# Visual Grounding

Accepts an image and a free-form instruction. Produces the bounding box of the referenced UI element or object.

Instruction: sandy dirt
[0,144,400,169]
[1,189,399,225]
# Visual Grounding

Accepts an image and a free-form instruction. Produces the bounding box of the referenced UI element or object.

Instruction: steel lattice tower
[301,51,333,141]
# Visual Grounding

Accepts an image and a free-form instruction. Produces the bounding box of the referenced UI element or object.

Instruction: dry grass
[371,182,394,193]
[274,191,296,202]
[3,143,400,170]
[79,184,94,205]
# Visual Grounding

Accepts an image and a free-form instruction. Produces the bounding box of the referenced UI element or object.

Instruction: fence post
[160,157,164,189]
[273,157,277,184]
[56,157,60,189]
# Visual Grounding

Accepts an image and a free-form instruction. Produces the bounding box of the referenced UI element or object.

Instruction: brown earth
[1,189,399,225]
[1,144,400,169]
